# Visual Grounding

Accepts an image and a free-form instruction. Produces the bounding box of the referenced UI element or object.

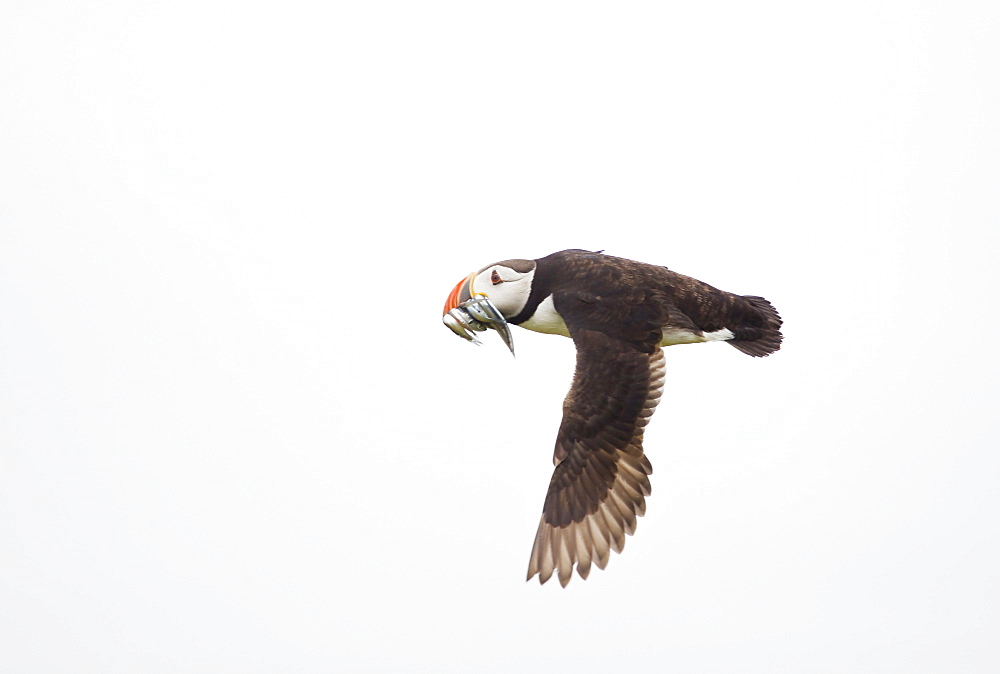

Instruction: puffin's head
[441,258,536,354]
[442,258,536,319]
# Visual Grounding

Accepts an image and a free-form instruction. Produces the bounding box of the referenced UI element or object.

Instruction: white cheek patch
[471,270,488,297]
[478,266,534,319]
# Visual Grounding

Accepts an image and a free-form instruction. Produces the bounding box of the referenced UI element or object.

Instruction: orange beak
[442,273,476,316]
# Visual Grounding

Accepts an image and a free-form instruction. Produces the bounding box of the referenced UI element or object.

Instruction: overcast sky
[2,2,999,672]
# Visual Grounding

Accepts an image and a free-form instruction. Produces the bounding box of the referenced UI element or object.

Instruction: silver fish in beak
[442,274,515,355]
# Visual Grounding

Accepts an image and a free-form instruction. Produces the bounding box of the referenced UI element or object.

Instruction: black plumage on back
[526,249,782,357]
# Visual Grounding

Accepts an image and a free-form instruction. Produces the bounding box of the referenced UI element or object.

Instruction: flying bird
[441,249,782,586]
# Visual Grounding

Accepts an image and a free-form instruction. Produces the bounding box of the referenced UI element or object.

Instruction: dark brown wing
[526,290,666,586]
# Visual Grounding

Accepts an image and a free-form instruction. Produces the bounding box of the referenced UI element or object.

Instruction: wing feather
[526,311,666,585]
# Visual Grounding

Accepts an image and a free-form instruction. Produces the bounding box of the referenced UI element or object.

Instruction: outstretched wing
[527,290,666,586]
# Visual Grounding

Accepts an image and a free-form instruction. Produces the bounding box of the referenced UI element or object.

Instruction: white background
[2,2,998,672]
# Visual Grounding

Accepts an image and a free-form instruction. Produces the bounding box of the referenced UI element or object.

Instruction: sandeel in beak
[442,294,515,356]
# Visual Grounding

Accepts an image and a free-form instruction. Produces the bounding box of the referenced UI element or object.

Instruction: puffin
[441,249,782,586]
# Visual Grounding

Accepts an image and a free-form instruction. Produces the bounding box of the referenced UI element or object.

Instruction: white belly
[520,295,735,346]
[660,326,734,346]
[519,296,571,337]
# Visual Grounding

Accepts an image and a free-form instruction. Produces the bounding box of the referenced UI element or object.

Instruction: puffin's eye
[491,270,503,285]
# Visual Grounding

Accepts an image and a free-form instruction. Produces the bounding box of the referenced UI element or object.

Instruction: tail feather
[728,295,782,357]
